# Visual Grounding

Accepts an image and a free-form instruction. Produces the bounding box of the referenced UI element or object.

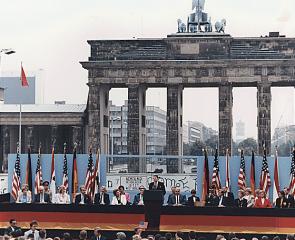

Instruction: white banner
[0,173,8,194]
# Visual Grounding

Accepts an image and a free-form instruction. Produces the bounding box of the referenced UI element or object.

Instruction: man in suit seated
[187,189,200,207]
[167,186,176,205]
[35,186,51,204]
[75,185,91,205]
[148,175,166,195]
[205,188,219,207]
[133,186,145,205]
[222,187,234,207]
[4,219,22,237]
[234,190,247,208]
[167,187,186,206]
[94,186,110,205]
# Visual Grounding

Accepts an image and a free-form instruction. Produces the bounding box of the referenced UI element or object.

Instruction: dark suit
[287,195,294,208]
[148,181,166,195]
[94,193,110,205]
[4,226,22,237]
[34,193,51,203]
[167,194,186,206]
[187,196,200,207]
[205,195,219,207]
[224,192,235,207]
[167,193,174,204]
[275,197,289,208]
[74,194,92,205]
[133,193,144,205]
[234,198,247,208]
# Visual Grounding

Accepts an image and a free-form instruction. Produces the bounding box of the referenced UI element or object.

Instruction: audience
[4,219,22,237]
[24,220,39,240]
[91,227,106,240]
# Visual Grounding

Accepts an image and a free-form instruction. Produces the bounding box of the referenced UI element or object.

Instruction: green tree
[237,138,258,155]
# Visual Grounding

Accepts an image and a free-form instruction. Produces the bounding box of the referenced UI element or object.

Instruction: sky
[0,0,295,140]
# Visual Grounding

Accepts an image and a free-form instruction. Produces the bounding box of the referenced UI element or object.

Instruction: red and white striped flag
[11,144,21,201]
[272,148,280,203]
[92,149,101,197]
[50,147,56,196]
[225,149,230,191]
[85,148,95,197]
[238,150,246,190]
[211,148,221,191]
[34,146,43,194]
[259,148,271,195]
[288,147,295,194]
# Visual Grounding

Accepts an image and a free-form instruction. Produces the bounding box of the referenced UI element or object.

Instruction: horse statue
[215,19,226,33]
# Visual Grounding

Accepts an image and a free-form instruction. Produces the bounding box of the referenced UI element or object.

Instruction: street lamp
[0,48,16,88]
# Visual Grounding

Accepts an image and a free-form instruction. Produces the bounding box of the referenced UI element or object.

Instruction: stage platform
[1,204,295,234]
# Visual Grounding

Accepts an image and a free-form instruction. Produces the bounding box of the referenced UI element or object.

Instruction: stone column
[24,126,34,151]
[257,80,271,155]
[2,126,10,173]
[219,83,233,156]
[166,85,183,173]
[72,126,83,153]
[127,84,147,173]
[88,84,110,155]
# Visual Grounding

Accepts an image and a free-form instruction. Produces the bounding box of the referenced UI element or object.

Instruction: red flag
[72,147,78,199]
[201,149,209,204]
[21,64,29,87]
[250,151,256,196]
[272,148,280,203]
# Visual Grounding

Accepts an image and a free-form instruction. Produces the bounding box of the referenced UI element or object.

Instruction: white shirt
[111,195,127,205]
[100,193,105,205]
[24,229,39,240]
[54,193,70,204]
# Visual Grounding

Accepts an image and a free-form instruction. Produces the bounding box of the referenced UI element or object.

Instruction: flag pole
[19,62,22,154]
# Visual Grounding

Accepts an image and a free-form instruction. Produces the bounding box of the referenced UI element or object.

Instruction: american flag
[238,150,246,189]
[62,143,69,191]
[259,148,271,194]
[85,148,94,196]
[211,148,221,191]
[11,144,21,200]
[288,147,295,194]
[92,149,101,197]
[34,146,43,194]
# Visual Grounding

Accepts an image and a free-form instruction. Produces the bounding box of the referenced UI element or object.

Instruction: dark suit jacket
[187,196,200,207]
[133,193,144,205]
[74,194,92,205]
[205,195,219,207]
[234,198,247,208]
[167,194,186,206]
[94,193,110,205]
[275,197,289,208]
[34,193,51,203]
[224,192,235,207]
[287,195,294,208]
[148,181,166,195]
[4,226,22,237]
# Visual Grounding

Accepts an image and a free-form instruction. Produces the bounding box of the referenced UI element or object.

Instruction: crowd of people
[1,219,295,240]
[13,174,295,208]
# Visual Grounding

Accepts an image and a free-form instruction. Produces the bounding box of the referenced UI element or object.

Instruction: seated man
[205,188,218,207]
[234,190,247,208]
[35,186,51,204]
[167,186,176,205]
[42,181,52,201]
[167,187,186,206]
[4,219,22,237]
[222,186,234,207]
[133,186,145,206]
[75,185,91,205]
[187,189,200,207]
[16,185,32,203]
[94,186,110,205]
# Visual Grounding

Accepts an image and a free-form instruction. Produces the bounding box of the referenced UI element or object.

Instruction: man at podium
[148,175,166,196]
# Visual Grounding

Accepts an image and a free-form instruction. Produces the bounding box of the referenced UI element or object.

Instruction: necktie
[176,195,179,205]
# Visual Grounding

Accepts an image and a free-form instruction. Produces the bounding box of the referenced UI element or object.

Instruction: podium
[143,190,163,230]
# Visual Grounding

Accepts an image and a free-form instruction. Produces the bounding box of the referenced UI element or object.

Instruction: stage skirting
[1,204,295,234]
